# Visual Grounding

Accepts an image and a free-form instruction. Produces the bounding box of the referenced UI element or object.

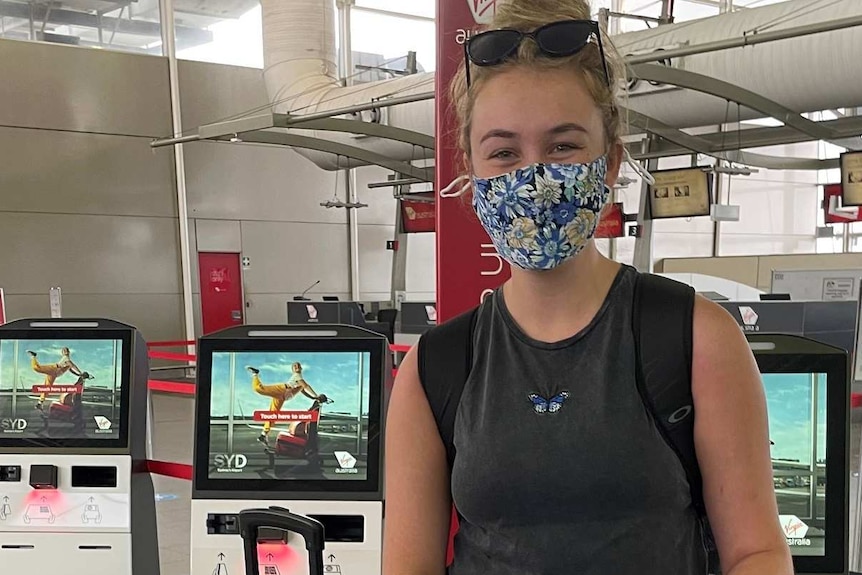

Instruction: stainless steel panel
[3,294,184,343]
[358,224,394,298]
[239,220,350,294]
[0,127,176,217]
[195,219,242,252]
[184,142,346,224]
[0,39,171,137]
[0,212,180,294]
[177,60,269,133]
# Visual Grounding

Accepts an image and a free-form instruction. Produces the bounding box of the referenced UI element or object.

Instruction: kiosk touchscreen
[750,334,849,574]
[191,324,388,575]
[0,318,158,575]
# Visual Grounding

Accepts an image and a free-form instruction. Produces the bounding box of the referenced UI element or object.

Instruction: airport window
[352,5,436,74]
[175,1,263,68]
[0,0,163,55]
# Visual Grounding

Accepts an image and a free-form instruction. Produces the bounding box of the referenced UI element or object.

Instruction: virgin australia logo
[738,306,760,331]
[468,0,500,24]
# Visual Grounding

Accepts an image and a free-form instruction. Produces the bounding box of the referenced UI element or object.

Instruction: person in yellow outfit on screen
[28,347,84,410]
[247,362,321,446]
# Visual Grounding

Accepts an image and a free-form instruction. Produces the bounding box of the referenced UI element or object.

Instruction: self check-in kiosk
[750,334,849,574]
[0,318,158,575]
[191,324,389,575]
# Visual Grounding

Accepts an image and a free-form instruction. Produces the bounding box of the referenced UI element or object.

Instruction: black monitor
[0,318,144,453]
[749,334,849,574]
[193,325,388,501]
[399,302,437,334]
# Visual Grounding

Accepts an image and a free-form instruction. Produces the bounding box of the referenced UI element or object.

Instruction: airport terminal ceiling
[146,0,862,178]
[3,0,861,173]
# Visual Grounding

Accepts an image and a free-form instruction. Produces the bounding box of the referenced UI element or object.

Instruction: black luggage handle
[239,507,325,575]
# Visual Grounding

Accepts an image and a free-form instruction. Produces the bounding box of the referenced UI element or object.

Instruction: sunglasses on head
[464,19,611,88]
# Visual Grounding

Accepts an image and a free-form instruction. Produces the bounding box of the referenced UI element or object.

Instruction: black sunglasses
[464,20,610,88]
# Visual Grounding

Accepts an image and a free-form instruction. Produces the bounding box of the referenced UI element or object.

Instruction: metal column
[338,0,361,301]
[159,0,196,346]
[632,137,658,273]
[390,180,409,305]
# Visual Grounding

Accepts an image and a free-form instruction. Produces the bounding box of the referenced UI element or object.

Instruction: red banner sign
[401,195,436,233]
[436,0,511,323]
[824,183,861,224]
[0,288,5,326]
[253,411,319,423]
[595,203,625,239]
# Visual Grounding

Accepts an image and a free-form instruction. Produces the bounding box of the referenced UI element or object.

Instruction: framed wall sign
[648,168,713,220]
[840,151,862,207]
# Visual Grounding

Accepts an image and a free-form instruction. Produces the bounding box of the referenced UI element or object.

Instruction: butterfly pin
[528,391,570,414]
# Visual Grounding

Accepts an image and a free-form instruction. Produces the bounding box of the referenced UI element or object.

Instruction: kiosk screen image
[763,372,827,557]
[208,351,371,481]
[0,339,124,441]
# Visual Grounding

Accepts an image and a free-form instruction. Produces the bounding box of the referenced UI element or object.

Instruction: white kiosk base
[191,499,382,575]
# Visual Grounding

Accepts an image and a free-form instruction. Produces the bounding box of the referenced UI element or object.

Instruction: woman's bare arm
[692,297,792,575]
[382,347,451,575]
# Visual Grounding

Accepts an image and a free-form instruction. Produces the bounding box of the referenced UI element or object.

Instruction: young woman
[247,362,321,445]
[383,1,792,574]
[28,346,84,409]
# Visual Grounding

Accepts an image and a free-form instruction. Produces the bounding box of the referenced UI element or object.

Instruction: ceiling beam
[623,106,844,169]
[630,114,862,158]
[629,63,838,141]
[216,131,434,182]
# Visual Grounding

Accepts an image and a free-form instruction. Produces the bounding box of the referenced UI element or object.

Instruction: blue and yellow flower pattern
[472,157,610,270]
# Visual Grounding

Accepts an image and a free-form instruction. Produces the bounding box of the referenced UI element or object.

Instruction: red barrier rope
[149,379,196,396]
[147,340,195,348]
[389,344,412,353]
[146,460,194,481]
[149,350,197,362]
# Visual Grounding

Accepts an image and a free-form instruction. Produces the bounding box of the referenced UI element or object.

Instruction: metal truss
[624,64,862,168]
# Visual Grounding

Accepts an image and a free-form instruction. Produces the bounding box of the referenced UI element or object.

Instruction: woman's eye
[491,150,516,160]
[552,143,579,153]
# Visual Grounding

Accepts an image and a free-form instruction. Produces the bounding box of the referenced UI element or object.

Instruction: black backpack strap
[632,273,720,571]
[417,307,479,470]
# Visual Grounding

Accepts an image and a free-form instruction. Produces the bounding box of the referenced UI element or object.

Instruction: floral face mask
[469,156,610,271]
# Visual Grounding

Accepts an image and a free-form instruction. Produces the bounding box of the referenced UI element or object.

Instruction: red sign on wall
[595,203,625,239]
[436,0,511,323]
[824,183,861,223]
[401,195,436,233]
[0,288,5,326]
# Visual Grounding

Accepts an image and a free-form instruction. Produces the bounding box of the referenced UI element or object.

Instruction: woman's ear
[605,140,625,188]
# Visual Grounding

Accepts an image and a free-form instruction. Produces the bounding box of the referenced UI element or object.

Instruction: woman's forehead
[470,66,603,136]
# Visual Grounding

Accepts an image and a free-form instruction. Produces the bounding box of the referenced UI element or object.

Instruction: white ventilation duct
[261,0,434,170]
[262,0,862,171]
[617,0,862,129]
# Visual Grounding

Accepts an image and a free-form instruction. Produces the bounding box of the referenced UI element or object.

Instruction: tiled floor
[149,389,862,575]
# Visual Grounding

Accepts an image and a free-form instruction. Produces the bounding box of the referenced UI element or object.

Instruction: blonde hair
[450,0,625,161]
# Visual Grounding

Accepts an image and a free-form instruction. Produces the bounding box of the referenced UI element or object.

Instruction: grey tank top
[449,266,708,575]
